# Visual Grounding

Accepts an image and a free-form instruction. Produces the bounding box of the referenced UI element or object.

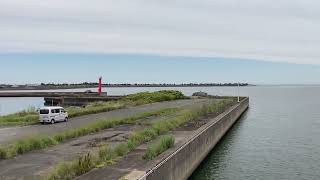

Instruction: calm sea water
[189,86,320,180]
[1,86,320,179]
[0,97,44,115]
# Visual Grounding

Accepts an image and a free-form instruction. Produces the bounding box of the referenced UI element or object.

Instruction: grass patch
[48,153,96,180]
[124,90,186,106]
[0,108,178,160]
[0,90,186,126]
[66,101,125,118]
[0,107,38,126]
[48,99,235,180]
[143,135,175,160]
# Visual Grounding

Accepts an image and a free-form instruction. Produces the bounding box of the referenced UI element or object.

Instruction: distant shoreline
[0,83,252,91]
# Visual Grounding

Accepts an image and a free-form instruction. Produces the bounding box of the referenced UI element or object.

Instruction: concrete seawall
[140,97,249,180]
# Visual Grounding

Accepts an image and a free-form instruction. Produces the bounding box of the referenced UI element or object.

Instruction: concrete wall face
[145,98,249,180]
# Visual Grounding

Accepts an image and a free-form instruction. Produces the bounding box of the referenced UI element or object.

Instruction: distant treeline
[40,82,249,87]
[40,82,250,87]
[0,83,251,90]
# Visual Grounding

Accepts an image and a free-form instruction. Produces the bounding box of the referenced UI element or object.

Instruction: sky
[0,54,319,85]
[0,0,320,84]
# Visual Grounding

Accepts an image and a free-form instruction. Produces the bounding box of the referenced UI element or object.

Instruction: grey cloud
[1,0,320,64]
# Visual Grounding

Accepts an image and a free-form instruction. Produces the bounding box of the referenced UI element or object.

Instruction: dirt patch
[72,133,127,147]
[78,149,148,180]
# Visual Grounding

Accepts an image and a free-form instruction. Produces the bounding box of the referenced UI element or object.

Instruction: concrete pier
[0,92,107,97]
[0,92,122,106]
[44,96,121,106]
[139,97,249,180]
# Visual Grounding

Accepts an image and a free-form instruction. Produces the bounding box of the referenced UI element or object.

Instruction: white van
[39,106,68,124]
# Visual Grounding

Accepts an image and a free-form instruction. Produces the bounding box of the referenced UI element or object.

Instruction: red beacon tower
[98,76,102,96]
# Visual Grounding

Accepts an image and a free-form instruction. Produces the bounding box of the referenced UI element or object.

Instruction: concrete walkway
[0,99,212,180]
[0,127,137,180]
[77,100,238,180]
[0,99,207,144]
[77,131,195,180]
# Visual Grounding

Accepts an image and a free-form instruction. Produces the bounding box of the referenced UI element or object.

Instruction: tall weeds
[143,135,175,160]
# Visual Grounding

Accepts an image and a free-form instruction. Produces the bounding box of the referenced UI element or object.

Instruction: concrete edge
[137,97,250,180]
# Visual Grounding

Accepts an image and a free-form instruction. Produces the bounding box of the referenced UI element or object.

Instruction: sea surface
[1,86,320,179]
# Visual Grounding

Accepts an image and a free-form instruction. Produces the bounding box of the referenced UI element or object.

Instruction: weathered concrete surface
[140,97,249,180]
[76,131,196,180]
[0,99,213,180]
[0,99,208,144]
[0,127,131,180]
[0,98,245,180]
[76,98,242,180]
[0,112,183,179]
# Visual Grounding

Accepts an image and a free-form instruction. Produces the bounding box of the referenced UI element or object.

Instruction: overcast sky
[1,0,320,64]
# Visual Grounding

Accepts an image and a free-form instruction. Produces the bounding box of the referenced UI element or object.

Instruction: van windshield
[40,109,49,114]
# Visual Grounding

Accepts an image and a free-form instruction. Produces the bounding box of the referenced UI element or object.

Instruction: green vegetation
[143,135,175,160]
[0,90,186,126]
[0,107,38,126]
[124,90,186,105]
[0,108,178,160]
[48,98,235,180]
[66,101,125,118]
[48,153,96,180]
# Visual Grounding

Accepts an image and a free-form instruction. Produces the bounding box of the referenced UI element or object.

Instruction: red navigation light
[98,77,102,96]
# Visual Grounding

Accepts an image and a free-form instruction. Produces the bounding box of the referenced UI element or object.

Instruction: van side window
[55,109,60,113]
[40,109,49,114]
[51,109,55,113]
[61,109,65,113]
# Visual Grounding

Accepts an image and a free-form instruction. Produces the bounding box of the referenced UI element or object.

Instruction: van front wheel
[51,119,55,124]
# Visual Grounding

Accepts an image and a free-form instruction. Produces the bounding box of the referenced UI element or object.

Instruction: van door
[50,109,57,121]
[39,109,50,122]
[60,109,66,121]
[56,109,62,121]
[51,108,60,122]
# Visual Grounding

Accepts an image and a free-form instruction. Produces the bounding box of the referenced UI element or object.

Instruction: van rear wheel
[51,119,55,124]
